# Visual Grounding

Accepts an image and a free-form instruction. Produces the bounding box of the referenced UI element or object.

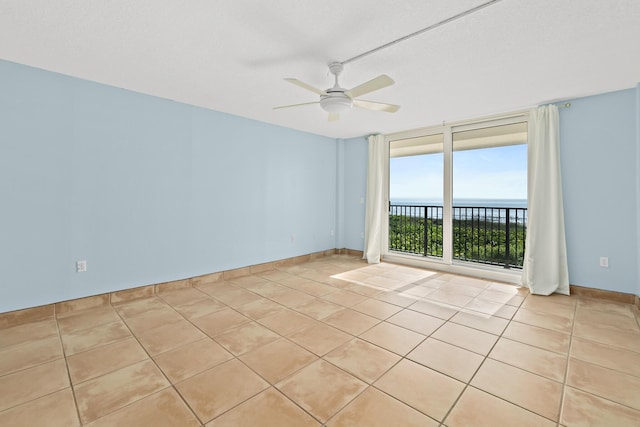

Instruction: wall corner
[636,83,640,297]
[336,138,346,250]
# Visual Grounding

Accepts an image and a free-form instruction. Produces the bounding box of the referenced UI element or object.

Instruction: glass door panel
[389,133,444,258]
[452,122,528,268]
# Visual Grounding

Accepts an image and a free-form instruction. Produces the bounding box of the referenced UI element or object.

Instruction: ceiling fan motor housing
[320,92,353,113]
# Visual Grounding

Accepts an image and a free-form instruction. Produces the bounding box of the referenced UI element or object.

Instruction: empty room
[1,1,639,426]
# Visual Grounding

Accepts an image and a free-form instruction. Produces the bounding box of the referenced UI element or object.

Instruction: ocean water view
[391,198,527,208]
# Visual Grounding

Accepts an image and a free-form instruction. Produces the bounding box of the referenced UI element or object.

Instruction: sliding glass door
[387,116,528,270]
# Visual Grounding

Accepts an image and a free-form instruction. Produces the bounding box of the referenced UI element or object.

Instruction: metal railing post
[423,207,428,256]
[504,208,511,269]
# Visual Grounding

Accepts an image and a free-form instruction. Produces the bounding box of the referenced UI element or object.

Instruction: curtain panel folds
[522,105,570,295]
[363,134,385,263]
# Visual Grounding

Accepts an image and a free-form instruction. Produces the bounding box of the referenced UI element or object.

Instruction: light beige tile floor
[1,254,640,426]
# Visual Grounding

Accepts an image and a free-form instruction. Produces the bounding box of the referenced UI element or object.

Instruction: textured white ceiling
[1,0,639,138]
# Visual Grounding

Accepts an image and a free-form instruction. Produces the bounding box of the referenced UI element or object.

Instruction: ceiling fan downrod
[321,63,352,113]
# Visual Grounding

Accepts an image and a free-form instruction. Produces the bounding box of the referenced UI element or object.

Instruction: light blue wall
[342,136,368,251]
[0,60,337,312]
[637,83,640,297]
[559,88,638,294]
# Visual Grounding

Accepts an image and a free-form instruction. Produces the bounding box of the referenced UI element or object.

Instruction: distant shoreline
[391,198,527,208]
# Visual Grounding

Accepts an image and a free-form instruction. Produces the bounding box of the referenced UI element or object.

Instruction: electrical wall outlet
[599,257,609,268]
[76,260,87,272]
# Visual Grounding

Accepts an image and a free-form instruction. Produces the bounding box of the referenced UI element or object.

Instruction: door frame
[382,111,529,284]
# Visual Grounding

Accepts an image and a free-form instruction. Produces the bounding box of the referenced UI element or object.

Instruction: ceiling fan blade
[353,99,400,113]
[328,112,340,122]
[346,75,394,98]
[284,78,325,95]
[273,101,320,110]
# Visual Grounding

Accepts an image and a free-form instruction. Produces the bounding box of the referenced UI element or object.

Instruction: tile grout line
[142,283,334,426]
[437,292,573,426]
[363,321,458,426]
[217,330,321,424]
[0,314,79,417]
[258,268,522,425]
[109,300,206,426]
[56,312,84,426]
[228,266,460,425]
[563,299,640,414]
[7,309,139,423]
[154,292,287,425]
[320,311,444,426]
[272,268,640,425]
[158,281,329,425]
[436,298,517,426]
[555,295,580,426]
[0,331,64,380]
[330,280,490,426]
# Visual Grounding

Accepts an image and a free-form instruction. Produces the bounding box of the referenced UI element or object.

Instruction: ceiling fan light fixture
[320,93,353,113]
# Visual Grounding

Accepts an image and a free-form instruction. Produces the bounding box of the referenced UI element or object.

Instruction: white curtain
[363,134,385,263]
[522,105,570,295]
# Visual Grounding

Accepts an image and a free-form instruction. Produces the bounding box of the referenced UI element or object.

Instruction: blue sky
[390,144,527,201]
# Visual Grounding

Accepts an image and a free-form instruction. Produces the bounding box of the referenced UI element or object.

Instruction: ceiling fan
[273,62,400,121]
[271,2,502,122]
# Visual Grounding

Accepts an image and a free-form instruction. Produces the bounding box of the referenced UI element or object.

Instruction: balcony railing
[389,204,527,269]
